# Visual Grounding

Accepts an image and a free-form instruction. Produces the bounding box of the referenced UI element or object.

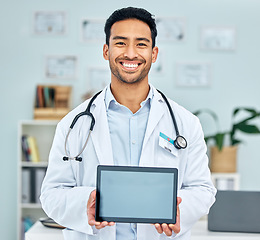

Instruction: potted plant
[194,108,260,172]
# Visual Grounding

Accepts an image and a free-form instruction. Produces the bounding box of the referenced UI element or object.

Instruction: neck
[110,80,150,114]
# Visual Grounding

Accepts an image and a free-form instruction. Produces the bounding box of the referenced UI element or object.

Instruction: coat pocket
[156,145,180,168]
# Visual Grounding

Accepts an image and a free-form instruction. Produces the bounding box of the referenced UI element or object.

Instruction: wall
[0,0,260,239]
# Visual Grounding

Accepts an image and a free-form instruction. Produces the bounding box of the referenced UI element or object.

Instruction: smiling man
[40,7,216,240]
[103,16,159,114]
[104,18,157,85]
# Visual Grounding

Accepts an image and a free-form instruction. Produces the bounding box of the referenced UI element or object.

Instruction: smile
[120,61,142,71]
[122,63,138,68]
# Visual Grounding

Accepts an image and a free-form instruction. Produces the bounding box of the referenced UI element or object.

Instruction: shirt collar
[105,85,154,111]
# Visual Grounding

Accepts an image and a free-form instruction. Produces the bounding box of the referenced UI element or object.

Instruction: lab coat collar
[104,84,154,111]
[90,86,114,166]
[142,86,165,148]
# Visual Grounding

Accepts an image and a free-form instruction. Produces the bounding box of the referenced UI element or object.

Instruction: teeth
[122,63,138,68]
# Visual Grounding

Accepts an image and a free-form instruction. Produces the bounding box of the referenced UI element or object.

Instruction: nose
[123,44,138,59]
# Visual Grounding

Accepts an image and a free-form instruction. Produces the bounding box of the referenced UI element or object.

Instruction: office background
[1,0,260,239]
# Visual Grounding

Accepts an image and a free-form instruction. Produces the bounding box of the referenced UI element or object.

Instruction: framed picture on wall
[155,17,186,42]
[200,26,236,51]
[45,55,78,79]
[81,19,105,42]
[33,11,67,35]
[176,62,211,87]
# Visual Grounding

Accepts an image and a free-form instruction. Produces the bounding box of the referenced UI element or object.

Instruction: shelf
[18,120,57,240]
[19,119,59,126]
[21,203,42,209]
[21,162,48,167]
[211,172,240,190]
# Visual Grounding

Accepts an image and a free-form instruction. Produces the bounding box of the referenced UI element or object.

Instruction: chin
[118,77,144,85]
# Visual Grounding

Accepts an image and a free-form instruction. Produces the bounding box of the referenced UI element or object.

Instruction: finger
[162,223,172,236]
[154,223,163,234]
[169,223,180,234]
[108,221,115,226]
[88,219,100,227]
[95,221,108,229]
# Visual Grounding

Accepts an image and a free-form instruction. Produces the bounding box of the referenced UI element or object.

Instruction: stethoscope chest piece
[174,135,187,149]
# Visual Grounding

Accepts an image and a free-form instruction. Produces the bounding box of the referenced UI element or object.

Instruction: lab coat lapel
[142,88,165,149]
[90,88,114,165]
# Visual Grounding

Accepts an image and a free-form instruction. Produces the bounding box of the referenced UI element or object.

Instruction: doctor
[40,7,216,240]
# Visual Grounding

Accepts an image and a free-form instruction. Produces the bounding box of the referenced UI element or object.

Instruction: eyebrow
[112,36,151,42]
[136,37,150,42]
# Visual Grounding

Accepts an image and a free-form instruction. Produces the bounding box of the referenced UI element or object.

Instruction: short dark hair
[104,7,157,48]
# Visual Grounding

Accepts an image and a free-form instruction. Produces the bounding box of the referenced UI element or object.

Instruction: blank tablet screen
[95,165,178,224]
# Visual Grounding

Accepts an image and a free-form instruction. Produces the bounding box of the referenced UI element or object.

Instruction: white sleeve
[40,122,96,235]
[173,117,217,238]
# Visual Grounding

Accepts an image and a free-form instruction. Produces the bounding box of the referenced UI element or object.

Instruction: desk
[25,221,63,240]
[191,220,260,239]
[26,220,260,240]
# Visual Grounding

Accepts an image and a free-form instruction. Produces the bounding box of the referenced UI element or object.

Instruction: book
[35,168,46,203]
[27,136,40,162]
[35,85,57,109]
[37,85,44,108]
[44,86,50,108]
[49,87,56,108]
[22,169,31,203]
[21,135,31,162]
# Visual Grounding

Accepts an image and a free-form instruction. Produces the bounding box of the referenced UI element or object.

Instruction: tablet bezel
[95,165,178,224]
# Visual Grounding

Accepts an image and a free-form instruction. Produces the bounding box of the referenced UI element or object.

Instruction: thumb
[90,190,96,201]
[87,190,96,208]
[177,197,182,206]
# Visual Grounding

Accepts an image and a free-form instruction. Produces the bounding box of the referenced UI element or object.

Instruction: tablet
[95,165,178,224]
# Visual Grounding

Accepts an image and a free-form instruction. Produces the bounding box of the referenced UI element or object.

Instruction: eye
[115,41,125,46]
[137,42,147,47]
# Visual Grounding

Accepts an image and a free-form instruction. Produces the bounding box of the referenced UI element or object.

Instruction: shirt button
[132,140,136,144]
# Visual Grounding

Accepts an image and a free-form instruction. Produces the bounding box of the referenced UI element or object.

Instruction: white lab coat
[40,85,216,240]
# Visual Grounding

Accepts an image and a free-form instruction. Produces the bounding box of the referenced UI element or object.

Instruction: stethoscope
[63,90,187,162]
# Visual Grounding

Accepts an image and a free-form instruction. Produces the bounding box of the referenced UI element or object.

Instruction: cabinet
[17,120,58,240]
[211,173,240,190]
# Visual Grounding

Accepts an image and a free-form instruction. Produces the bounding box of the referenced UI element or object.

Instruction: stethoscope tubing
[156,90,180,136]
[63,89,187,161]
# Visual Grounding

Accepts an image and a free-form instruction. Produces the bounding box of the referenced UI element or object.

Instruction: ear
[103,44,109,60]
[152,46,159,63]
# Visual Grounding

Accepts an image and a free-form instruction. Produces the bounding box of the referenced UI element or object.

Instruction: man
[40,7,216,240]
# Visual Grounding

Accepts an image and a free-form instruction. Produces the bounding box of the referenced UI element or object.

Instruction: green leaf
[215,133,225,151]
[231,139,242,146]
[235,122,260,134]
[233,108,258,118]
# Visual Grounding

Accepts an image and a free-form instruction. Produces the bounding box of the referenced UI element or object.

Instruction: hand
[154,197,182,236]
[87,190,115,229]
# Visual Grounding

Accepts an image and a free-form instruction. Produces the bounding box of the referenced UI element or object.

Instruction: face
[103,19,158,85]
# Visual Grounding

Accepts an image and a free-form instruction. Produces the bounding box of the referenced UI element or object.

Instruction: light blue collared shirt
[105,85,153,240]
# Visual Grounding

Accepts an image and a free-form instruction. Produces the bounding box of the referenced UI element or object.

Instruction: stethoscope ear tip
[63,156,69,161]
[75,157,82,162]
